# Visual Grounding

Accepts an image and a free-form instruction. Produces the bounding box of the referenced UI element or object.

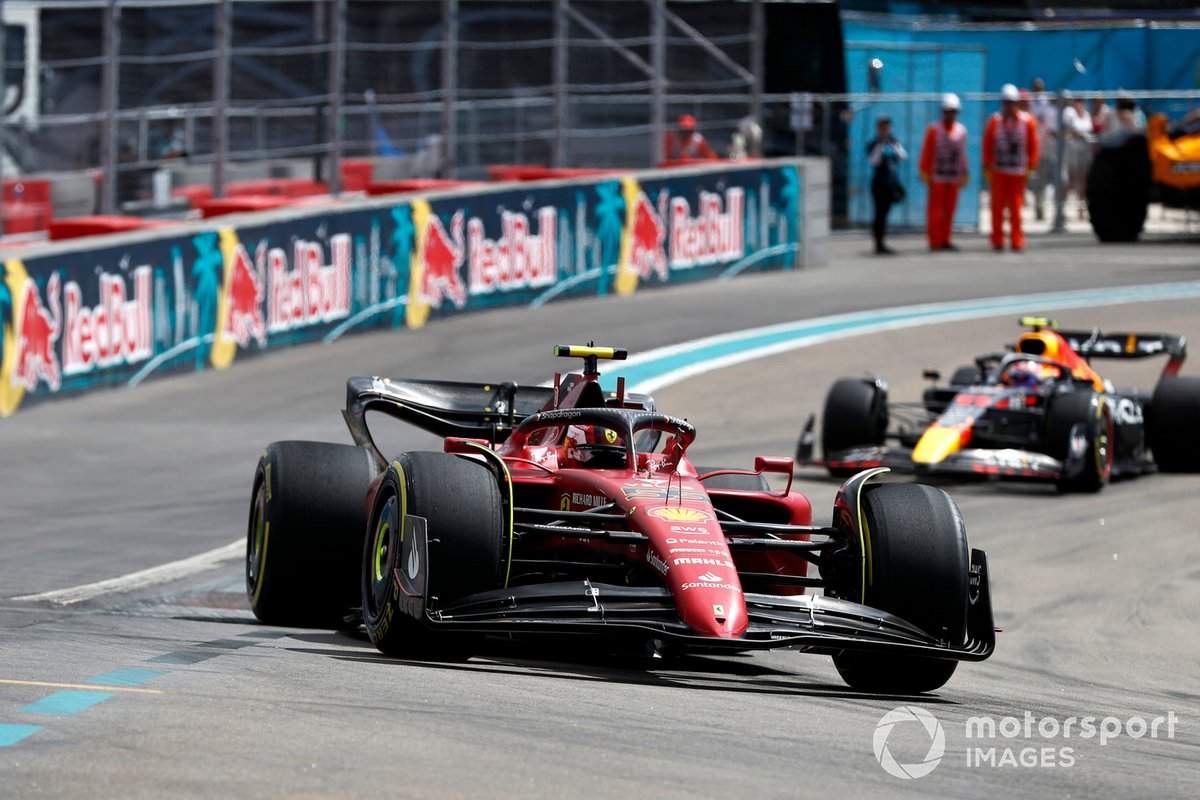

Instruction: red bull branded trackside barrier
[0,158,829,417]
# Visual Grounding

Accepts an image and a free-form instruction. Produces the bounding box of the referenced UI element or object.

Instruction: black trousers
[871,181,894,249]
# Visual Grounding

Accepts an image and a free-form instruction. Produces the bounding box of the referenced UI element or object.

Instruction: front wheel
[821,378,888,477]
[830,483,969,694]
[1046,391,1113,493]
[362,452,504,660]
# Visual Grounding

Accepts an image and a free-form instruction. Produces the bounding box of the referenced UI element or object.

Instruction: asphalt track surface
[1,231,1198,799]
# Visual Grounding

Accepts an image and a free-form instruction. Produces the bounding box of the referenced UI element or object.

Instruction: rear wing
[1057,330,1186,377]
[342,376,655,464]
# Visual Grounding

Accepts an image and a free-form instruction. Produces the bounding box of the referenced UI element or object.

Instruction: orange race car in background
[1088,110,1200,242]
[803,318,1200,492]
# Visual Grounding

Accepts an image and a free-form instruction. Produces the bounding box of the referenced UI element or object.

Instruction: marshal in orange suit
[982,83,1040,251]
[919,93,970,251]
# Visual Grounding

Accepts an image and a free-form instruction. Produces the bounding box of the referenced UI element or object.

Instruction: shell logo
[649,507,713,523]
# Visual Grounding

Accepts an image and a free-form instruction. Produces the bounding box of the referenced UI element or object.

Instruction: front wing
[396,518,995,662]
[826,445,1066,482]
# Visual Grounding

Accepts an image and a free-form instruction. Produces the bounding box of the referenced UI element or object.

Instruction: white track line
[11,540,243,606]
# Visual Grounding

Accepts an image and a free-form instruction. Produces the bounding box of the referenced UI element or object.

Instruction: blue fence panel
[845,40,986,231]
[847,15,1200,94]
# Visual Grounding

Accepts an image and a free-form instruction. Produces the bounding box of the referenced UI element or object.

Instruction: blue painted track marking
[2,640,271,747]
[86,668,167,688]
[607,281,1200,393]
[0,723,43,746]
[17,690,114,716]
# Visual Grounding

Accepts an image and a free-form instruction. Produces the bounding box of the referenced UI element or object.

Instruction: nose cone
[913,424,970,464]
[674,575,748,638]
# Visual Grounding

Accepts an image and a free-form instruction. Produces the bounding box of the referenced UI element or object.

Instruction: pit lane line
[12,279,1200,607]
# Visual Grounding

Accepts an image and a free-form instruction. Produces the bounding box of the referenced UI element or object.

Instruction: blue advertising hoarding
[0,161,804,417]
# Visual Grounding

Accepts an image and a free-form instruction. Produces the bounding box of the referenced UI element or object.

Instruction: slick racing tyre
[1148,376,1200,472]
[1047,391,1113,493]
[831,483,969,694]
[247,441,380,627]
[821,378,888,478]
[949,364,983,386]
[362,452,504,661]
[1087,130,1150,243]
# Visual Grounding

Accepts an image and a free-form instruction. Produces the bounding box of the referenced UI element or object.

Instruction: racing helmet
[1004,359,1058,389]
[565,424,625,467]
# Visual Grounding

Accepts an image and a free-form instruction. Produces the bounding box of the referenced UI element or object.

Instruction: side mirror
[754,456,794,496]
[923,369,941,382]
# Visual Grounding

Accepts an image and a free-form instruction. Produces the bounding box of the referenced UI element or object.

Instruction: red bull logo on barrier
[63,266,153,377]
[267,234,353,334]
[670,188,745,268]
[468,207,558,294]
[418,210,468,310]
[628,190,668,282]
[11,274,62,392]
[223,241,268,348]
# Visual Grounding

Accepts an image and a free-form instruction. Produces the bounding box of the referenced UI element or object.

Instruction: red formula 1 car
[246,345,994,694]
[803,318,1200,491]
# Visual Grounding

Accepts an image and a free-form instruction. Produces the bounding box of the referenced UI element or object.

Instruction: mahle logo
[874,706,946,779]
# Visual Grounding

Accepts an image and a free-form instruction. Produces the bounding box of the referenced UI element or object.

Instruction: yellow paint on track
[0,679,164,695]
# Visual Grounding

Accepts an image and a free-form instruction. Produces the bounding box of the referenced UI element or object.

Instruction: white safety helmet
[942,93,961,111]
[1000,83,1020,102]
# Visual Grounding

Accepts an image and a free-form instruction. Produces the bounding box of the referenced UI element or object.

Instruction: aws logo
[648,507,712,523]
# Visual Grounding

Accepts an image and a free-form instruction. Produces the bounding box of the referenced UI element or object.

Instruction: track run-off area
[1,234,1198,798]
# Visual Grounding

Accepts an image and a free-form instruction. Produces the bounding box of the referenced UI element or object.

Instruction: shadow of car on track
[277,629,963,704]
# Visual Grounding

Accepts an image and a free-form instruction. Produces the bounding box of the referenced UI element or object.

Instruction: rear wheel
[822,378,888,477]
[246,441,380,627]
[1046,391,1113,492]
[1148,377,1200,472]
[362,452,503,660]
[830,483,968,694]
[1087,130,1150,243]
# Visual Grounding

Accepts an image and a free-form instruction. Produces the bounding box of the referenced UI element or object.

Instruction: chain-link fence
[1,0,802,221]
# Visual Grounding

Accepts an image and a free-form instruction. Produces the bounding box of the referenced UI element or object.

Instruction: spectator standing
[1062,95,1094,217]
[728,116,763,160]
[1091,97,1114,135]
[1113,95,1146,131]
[866,114,907,255]
[983,83,1039,252]
[919,93,969,251]
[663,114,719,162]
[1028,77,1059,221]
